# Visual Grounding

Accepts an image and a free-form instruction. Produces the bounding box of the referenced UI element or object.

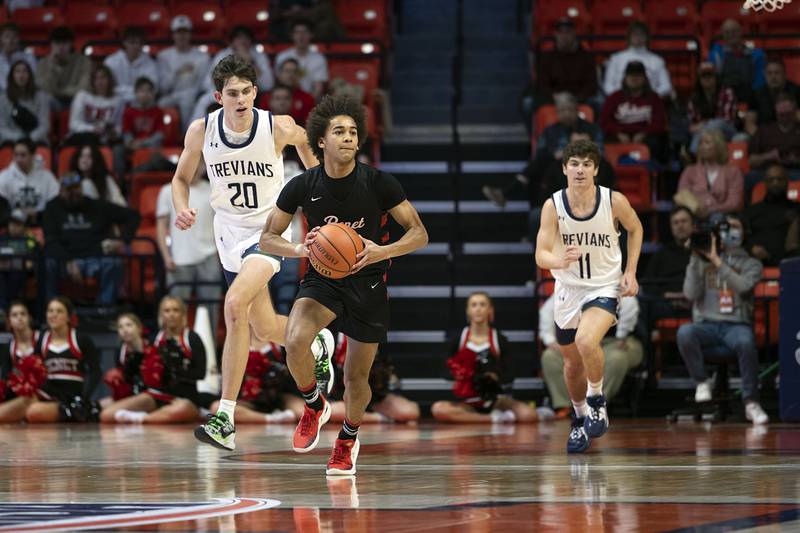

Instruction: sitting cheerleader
[0,301,45,422]
[100,313,147,407]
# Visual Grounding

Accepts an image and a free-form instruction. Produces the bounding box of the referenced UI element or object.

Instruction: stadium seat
[590,0,643,35]
[127,234,160,300]
[131,147,182,170]
[752,180,800,204]
[11,7,63,41]
[137,184,162,228]
[604,143,651,166]
[161,107,181,147]
[758,1,800,33]
[64,4,118,45]
[224,0,270,41]
[754,269,780,348]
[784,57,800,85]
[332,0,390,45]
[728,141,749,175]
[328,58,381,99]
[532,0,591,39]
[116,3,170,40]
[57,146,113,177]
[614,165,652,211]
[0,145,49,170]
[170,2,226,41]
[645,0,699,35]
[700,1,759,40]
[533,104,595,137]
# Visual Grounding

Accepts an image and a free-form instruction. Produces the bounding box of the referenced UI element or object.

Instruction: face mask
[721,228,743,248]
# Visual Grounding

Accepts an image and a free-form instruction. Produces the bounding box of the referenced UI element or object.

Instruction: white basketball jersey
[551,186,622,287]
[203,108,283,228]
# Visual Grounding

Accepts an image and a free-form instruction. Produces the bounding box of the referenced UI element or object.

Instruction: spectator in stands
[676,129,744,220]
[748,93,800,182]
[0,209,37,310]
[600,60,667,162]
[266,84,294,117]
[157,16,211,132]
[523,18,597,131]
[637,205,693,352]
[0,60,49,146]
[25,296,101,424]
[708,19,765,103]
[270,0,345,42]
[687,62,741,154]
[431,292,540,424]
[0,301,41,423]
[100,296,205,424]
[677,213,768,425]
[66,65,124,146]
[69,145,126,207]
[42,173,140,307]
[104,26,159,103]
[0,138,58,224]
[113,77,165,179]
[603,22,673,99]
[36,27,91,112]
[743,163,799,266]
[258,58,316,126]
[275,19,328,100]
[540,295,643,418]
[156,163,221,333]
[206,27,274,92]
[0,24,36,92]
[746,60,800,136]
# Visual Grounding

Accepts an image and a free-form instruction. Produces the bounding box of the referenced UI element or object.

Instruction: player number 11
[578,253,591,279]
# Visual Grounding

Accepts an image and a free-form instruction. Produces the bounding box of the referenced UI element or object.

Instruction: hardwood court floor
[0,420,798,532]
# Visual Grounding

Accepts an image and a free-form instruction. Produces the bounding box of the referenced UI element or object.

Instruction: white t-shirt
[274,48,329,93]
[81,176,126,207]
[602,47,673,98]
[156,180,217,266]
[157,46,210,94]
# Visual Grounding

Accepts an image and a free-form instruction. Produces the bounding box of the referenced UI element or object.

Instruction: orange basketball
[308,223,365,279]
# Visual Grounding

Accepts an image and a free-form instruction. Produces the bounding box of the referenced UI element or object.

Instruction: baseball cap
[9,209,26,224]
[61,173,82,187]
[555,17,575,30]
[624,60,646,75]
[170,15,192,32]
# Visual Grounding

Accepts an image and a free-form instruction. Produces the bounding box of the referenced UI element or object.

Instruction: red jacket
[600,90,666,135]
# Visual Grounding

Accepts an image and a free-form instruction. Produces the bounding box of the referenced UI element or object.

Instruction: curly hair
[562,139,601,167]
[305,94,367,162]
[212,54,257,92]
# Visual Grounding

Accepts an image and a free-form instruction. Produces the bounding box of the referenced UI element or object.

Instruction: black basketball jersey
[276,162,407,278]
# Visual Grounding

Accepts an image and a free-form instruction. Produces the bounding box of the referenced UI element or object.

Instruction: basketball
[309,223,365,279]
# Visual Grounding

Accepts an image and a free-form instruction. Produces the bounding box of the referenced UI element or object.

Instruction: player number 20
[577,253,591,279]
[228,182,258,209]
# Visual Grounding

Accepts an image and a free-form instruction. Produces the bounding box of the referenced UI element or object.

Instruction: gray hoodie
[683,247,763,324]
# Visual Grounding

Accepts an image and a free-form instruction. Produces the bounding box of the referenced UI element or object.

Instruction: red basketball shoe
[292,398,331,453]
[326,438,360,476]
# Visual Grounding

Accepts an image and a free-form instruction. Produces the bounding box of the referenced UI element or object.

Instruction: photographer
[100,296,205,424]
[677,214,769,424]
[431,292,538,423]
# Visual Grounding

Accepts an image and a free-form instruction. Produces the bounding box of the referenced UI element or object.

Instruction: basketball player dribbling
[170,54,334,451]
[535,139,643,453]
[260,95,428,475]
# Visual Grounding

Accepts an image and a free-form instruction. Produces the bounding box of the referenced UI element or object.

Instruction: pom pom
[8,356,47,398]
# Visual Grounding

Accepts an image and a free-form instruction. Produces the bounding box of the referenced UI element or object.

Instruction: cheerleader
[98,313,146,411]
[0,301,43,422]
[25,297,101,423]
[101,296,205,423]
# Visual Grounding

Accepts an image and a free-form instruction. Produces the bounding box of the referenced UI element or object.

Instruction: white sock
[264,409,295,423]
[572,400,590,418]
[217,399,237,424]
[587,379,603,397]
[114,409,146,423]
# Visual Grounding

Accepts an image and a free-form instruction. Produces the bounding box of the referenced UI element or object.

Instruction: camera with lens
[472,348,503,404]
[690,219,729,254]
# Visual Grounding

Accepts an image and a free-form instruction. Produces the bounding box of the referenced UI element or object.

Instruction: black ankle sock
[300,383,323,411]
[338,418,359,441]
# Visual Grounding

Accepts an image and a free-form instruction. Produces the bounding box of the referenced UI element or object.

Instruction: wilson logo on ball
[309,223,365,279]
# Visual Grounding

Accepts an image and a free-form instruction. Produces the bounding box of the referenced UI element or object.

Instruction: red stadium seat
[533,0,591,39]
[784,57,800,85]
[590,0,643,35]
[224,0,270,41]
[64,4,118,45]
[328,58,381,98]
[752,181,800,204]
[170,2,226,41]
[332,0,390,45]
[57,146,113,177]
[758,1,800,33]
[532,104,594,138]
[160,107,181,147]
[604,143,651,166]
[645,0,699,35]
[700,1,759,40]
[11,7,63,41]
[0,146,11,169]
[116,3,170,40]
[614,166,652,211]
[728,141,749,175]
[127,234,159,300]
[137,184,162,228]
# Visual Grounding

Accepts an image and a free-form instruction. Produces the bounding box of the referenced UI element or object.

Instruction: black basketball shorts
[296,271,389,344]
